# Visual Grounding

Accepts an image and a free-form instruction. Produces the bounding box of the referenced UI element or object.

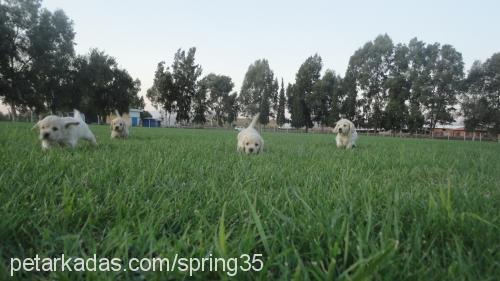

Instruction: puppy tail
[248,113,260,129]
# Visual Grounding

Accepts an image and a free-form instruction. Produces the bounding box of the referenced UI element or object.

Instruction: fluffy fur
[32,109,97,150]
[110,110,129,139]
[237,113,264,154]
[332,118,358,149]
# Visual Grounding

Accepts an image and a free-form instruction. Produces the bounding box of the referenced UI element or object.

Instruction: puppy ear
[32,121,40,130]
[349,121,355,133]
[65,121,80,128]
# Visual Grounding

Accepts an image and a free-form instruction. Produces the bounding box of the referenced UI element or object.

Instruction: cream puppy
[110,110,129,139]
[237,113,263,154]
[32,109,97,150]
[332,118,358,149]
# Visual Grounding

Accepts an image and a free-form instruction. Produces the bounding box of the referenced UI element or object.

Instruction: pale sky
[3,0,500,114]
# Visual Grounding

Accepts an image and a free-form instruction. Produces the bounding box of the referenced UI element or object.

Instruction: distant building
[432,127,487,138]
[142,118,161,128]
[105,109,143,126]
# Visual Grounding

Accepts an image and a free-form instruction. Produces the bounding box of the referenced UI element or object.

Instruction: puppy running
[32,109,97,150]
[237,113,263,154]
[332,118,358,149]
[110,110,129,139]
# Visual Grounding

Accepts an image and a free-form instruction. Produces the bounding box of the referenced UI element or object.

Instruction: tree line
[1,1,498,134]
[0,0,144,122]
[146,36,499,134]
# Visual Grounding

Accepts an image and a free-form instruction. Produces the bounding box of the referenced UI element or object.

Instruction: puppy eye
[255,143,259,146]
[52,127,58,131]
[246,142,249,146]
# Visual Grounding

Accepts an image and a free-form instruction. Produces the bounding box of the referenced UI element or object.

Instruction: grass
[0,121,499,280]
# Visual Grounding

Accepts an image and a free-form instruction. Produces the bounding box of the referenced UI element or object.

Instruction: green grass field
[1,121,499,280]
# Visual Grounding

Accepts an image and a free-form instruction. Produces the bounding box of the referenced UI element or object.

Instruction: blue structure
[142,118,161,128]
[131,117,139,126]
[129,109,142,127]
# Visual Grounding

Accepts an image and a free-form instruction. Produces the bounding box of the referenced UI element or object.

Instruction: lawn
[0,121,499,280]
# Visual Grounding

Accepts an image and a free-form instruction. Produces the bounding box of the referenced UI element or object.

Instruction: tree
[276,78,286,126]
[29,8,75,113]
[482,53,500,133]
[0,0,44,118]
[341,71,358,122]
[346,34,394,131]
[146,62,175,115]
[383,43,410,131]
[462,54,500,134]
[140,110,152,119]
[71,49,142,123]
[406,38,428,133]
[239,59,278,126]
[198,73,234,126]
[192,76,208,124]
[289,54,322,132]
[172,47,202,123]
[223,92,239,125]
[421,44,464,130]
[461,61,487,132]
[309,69,342,127]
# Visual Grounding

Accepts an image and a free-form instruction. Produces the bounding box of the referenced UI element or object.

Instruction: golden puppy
[237,113,263,154]
[110,110,129,139]
[332,118,358,149]
[32,109,97,150]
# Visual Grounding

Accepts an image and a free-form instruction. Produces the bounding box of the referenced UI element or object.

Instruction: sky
[3,0,500,114]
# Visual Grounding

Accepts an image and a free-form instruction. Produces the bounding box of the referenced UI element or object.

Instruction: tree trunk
[10,103,17,121]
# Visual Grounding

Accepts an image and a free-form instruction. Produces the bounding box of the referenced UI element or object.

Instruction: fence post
[480,133,482,142]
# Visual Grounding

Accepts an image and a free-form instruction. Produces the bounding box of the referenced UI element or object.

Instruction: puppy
[237,113,263,154]
[332,118,358,149]
[32,109,97,150]
[110,110,129,139]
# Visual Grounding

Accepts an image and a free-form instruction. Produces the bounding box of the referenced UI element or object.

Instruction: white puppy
[32,109,97,150]
[332,118,358,149]
[237,113,264,154]
[110,110,129,139]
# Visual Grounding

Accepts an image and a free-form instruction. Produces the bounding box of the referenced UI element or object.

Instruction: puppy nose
[115,126,119,130]
[43,132,50,139]
[249,148,254,153]
[339,128,342,132]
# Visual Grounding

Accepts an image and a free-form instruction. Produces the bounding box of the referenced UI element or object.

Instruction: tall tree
[309,69,342,127]
[192,79,207,124]
[198,73,234,126]
[289,54,322,132]
[461,61,488,133]
[276,78,286,126]
[29,8,75,113]
[421,44,464,130]
[346,34,394,131]
[239,59,278,126]
[172,47,202,123]
[462,53,500,134]
[146,62,176,115]
[71,49,141,122]
[406,38,427,133]
[483,53,500,133]
[0,0,43,118]
[383,43,410,131]
[223,92,239,125]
